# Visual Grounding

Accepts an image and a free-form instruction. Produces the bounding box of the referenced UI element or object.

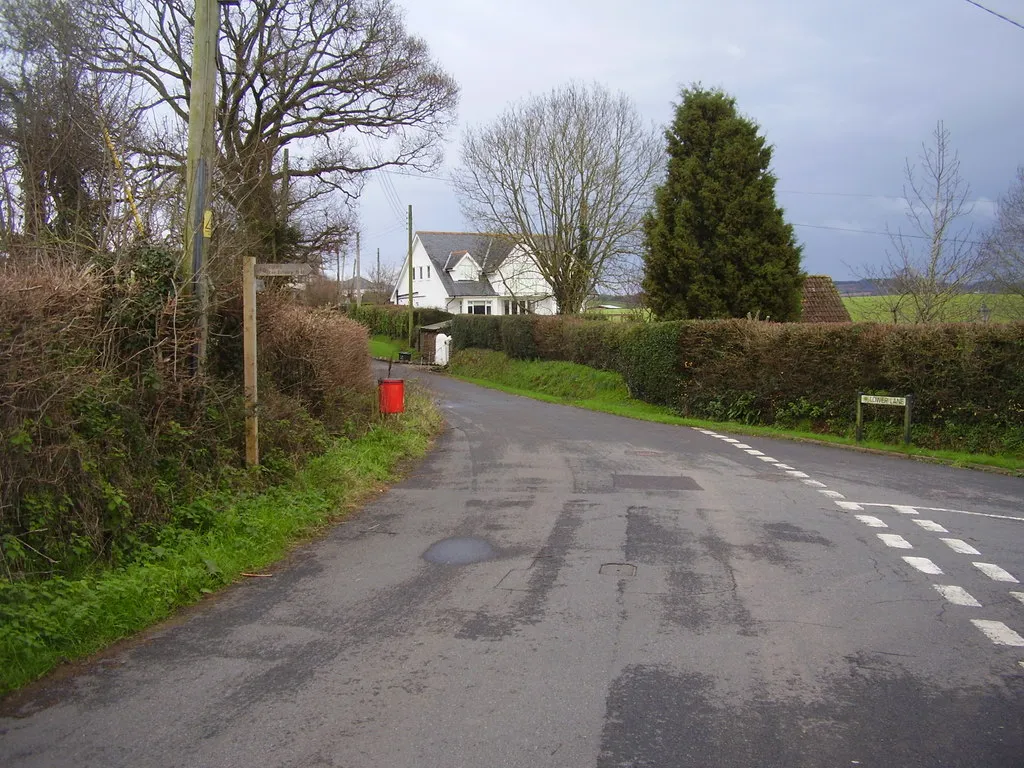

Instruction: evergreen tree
[643,86,804,320]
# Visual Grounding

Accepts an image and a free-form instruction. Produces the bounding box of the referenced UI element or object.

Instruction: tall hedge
[449,314,1024,454]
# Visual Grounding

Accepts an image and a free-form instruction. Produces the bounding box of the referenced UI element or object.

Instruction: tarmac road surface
[2,367,1023,767]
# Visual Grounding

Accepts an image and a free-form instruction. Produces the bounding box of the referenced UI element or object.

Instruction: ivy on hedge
[449,315,1024,454]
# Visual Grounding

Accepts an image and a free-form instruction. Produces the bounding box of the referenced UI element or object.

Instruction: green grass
[369,335,405,359]
[447,349,1024,475]
[0,386,443,695]
[843,293,1024,323]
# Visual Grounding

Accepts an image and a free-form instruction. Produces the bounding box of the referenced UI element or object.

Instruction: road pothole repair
[423,537,495,565]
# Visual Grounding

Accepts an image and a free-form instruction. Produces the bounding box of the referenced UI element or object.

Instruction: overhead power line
[793,222,985,245]
[963,0,1024,31]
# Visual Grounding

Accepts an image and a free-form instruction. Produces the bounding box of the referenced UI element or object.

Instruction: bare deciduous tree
[97,0,459,264]
[982,167,1024,319]
[0,0,140,257]
[862,121,986,323]
[452,82,661,315]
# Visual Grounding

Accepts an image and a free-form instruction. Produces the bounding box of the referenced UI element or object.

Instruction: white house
[390,231,557,315]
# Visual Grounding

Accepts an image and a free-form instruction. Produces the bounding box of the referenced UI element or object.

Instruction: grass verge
[0,385,443,696]
[447,349,1024,475]
[369,334,405,359]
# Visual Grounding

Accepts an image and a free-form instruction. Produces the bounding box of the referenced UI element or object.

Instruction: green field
[842,294,1024,323]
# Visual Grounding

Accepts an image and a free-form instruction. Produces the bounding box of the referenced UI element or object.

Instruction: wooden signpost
[242,260,314,467]
[856,393,914,446]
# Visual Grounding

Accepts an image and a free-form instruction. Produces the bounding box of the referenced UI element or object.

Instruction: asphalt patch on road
[598,660,1024,767]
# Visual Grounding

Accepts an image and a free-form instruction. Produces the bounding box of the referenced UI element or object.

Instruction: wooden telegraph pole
[407,205,414,347]
[182,0,221,373]
[355,231,362,309]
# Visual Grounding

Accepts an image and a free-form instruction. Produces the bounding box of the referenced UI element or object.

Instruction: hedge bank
[449,315,1024,455]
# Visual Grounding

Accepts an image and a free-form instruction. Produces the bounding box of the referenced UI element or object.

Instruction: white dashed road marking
[734,444,752,449]
[973,563,1019,583]
[878,533,913,549]
[934,585,982,607]
[855,515,888,528]
[904,556,943,575]
[820,490,844,498]
[852,503,1024,524]
[757,456,778,462]
[786,470,810,478]
[745,449,765,456]
[722,438,740,443]
[913,519,948,533]
[802,479,827,487]
[1011,592,1024,605]
[836,501,864,511]
[774,464,795,470]
[940,538,981,555]
[970,620,1024,647]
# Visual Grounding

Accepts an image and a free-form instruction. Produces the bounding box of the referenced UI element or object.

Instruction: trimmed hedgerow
[448,313,1024,454]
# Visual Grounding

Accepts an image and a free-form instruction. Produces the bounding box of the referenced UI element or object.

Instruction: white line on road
[940,538,981,555]
[734,444,752,449]
[774,464,795,470]
[836,501,864,511]
[745,449,765,455]
[853,503,1024,524]
[934,585,982,607]
[973,563,1019,583]
[970,620,1024,647]
[856,515,888,528]
[913,519,948,533]
[820,490,845,498]
[802,479,827,487]
[786,470,810,478]
[878,533,913,549]
[904,556,943,575]
[757,456,778,462]
[1010,592,1024,605]
[723,438,740,443]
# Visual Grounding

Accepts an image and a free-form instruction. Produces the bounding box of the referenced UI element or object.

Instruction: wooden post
[182,0,220,372]
[407,205,414,347]
[855,392,863,443]
[355,230,361,309]
[903,394,913,446]
[243,255,259,467]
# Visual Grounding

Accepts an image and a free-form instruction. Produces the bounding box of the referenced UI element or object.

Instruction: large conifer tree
[643,86,804,320]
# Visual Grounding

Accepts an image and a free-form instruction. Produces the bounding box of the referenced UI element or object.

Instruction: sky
[354,0,1024,282]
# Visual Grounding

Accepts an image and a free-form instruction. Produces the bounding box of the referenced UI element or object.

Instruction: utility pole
[407,205,414,347]
[336,247,342,306]
[182,0,221,373]
[355,230,361,309]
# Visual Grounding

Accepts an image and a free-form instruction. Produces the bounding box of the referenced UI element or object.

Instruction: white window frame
[465,300,492,315]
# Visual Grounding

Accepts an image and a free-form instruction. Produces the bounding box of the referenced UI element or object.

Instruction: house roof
[417,231,518,298]
[801,275,852,323]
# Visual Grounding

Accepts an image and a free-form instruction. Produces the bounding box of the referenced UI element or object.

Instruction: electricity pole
[407,205,414,347]
[182,0,221,373]
[355,230,361,309]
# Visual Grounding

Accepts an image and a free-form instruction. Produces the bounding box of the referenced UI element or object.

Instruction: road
[2,369,1023,767]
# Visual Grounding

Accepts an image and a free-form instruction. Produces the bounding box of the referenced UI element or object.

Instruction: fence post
[855,392,863,443]
[904,394,913,447]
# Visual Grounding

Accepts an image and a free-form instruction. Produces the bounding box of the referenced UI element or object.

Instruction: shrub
[259,298,375,432]
[500,315,538,359]
[450,315,502,352]
[619,321,685,405]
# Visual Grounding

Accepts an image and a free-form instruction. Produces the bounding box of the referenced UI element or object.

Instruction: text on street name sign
[255,262,312,277]
[860,395,907,406]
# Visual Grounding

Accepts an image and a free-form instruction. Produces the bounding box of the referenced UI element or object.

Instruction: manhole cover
[423,537,495,565]
[599,563,637,577]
